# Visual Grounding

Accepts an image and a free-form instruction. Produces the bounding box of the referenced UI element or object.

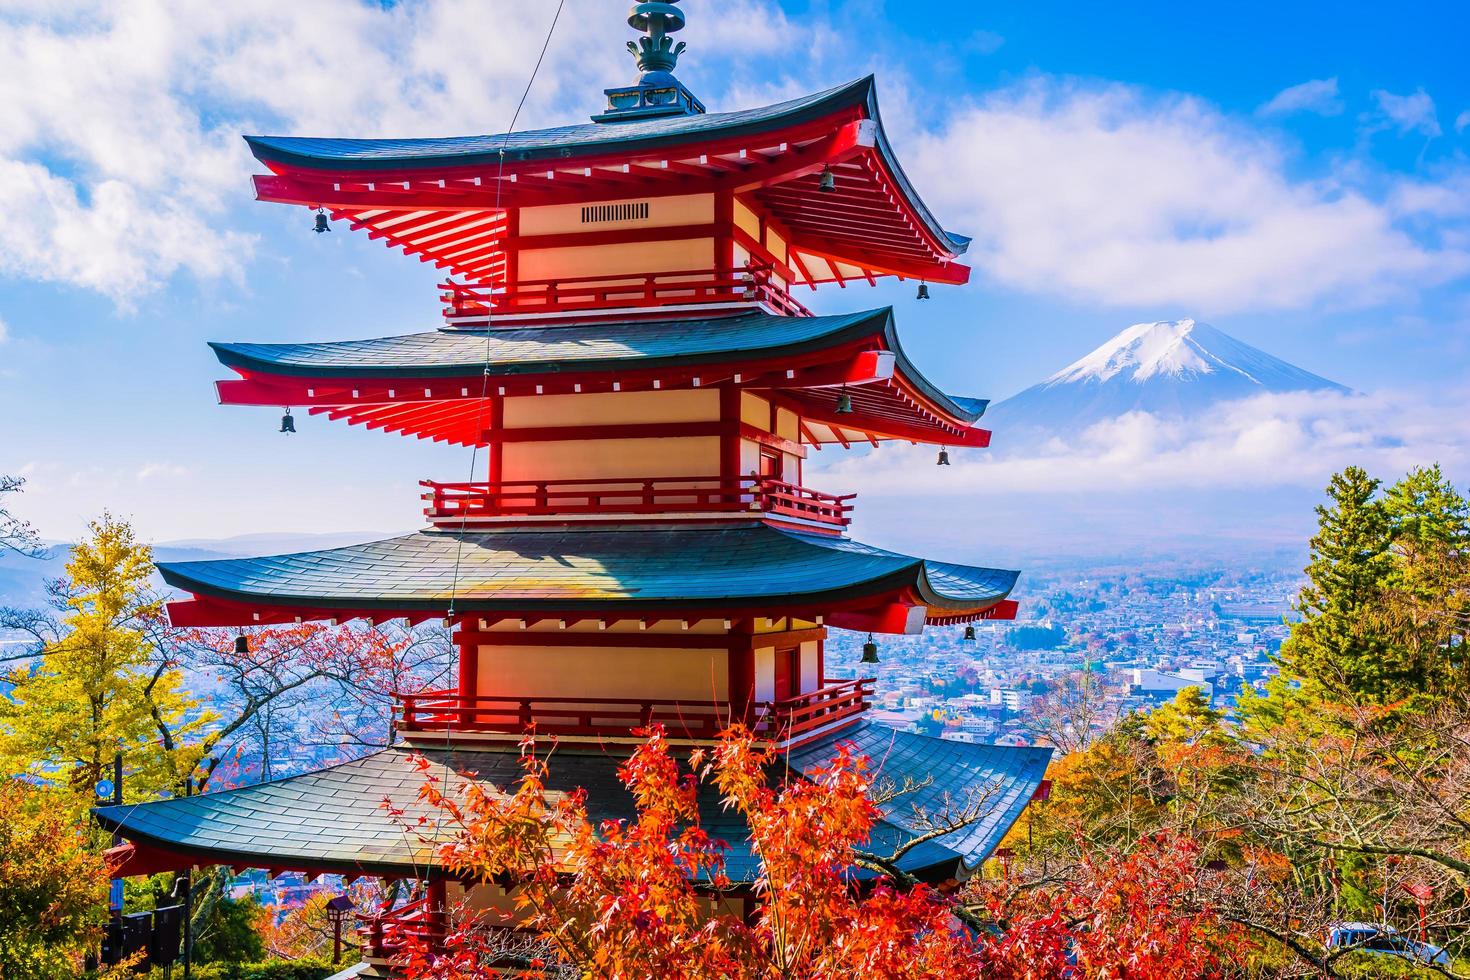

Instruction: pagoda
[96,3,1051,972]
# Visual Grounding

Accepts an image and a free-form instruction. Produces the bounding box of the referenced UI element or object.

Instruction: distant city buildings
[828,563,1295,748]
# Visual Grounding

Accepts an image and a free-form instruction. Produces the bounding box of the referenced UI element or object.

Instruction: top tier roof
[246,77,971,287]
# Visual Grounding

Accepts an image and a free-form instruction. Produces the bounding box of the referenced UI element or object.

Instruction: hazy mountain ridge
[990,319,1348,432]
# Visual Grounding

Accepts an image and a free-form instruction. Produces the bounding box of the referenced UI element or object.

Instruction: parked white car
[1327,922,1450,966]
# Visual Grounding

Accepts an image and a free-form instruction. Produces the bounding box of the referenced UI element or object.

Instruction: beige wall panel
[477,645,729,701]
[740,393,770,430]
[767,229,788,265]
[519,194,715,236]
[518,239,714,281]
[501,436,720,482]
[502,389,719,428]
[775,407,799,442]
[733,199,761,243]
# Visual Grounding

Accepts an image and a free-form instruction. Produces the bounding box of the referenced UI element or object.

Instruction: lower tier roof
[159,523,1018,627]
[95,723,1050,882]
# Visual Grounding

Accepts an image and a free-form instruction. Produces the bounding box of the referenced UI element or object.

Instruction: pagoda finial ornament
[627,1,687,76]
[594,0,705,122]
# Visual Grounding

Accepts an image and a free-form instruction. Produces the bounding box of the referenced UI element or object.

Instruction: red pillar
[455,619,478,727]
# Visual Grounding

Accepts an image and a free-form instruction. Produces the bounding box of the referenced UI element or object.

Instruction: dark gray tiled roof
[156,524,1018,616]
[209,306,987,426]
[212,309,886,377]
[94,724,1050,880]
[244,77,967,258]
[791,723,1053,869]
[246,81,877,170]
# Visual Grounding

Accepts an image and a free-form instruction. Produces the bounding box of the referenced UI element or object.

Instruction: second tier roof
[213,307,991,447]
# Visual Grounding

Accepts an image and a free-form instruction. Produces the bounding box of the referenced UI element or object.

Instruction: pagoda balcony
[440,264,812,325]
[359,896,446,970]
[396,679,876,747]
[421,476,855,531]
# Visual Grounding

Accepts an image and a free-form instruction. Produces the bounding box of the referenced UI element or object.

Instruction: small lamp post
[326,894,355,965]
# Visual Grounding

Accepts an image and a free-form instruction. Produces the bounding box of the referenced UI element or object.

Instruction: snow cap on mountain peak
[992,318,1349,432]
[1047,319,1248,385]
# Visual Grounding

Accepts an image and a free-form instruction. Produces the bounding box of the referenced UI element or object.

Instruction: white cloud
[823,389,1470,496]
[0,0,805,304]
[1457,109,1470,133]
[907,78,1470,312]
[0,316,8,343]
[1258,77,1342,117]
[1367,88,1442,138]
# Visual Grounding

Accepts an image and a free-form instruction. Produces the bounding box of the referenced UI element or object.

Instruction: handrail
[397,680,876,743]
[420,475,854,527]
[440,264,813,320]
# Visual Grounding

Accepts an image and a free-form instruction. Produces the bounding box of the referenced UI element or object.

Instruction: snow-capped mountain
[990,319,1348,432]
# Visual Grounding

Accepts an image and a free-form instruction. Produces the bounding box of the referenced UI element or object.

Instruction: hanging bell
[917,282,931,301]
[314,209,331,234]
[937,447,951,466]
[818,165,836,193]
[280,410,296,434]
[835,387,853,415]
[860,633,880,664]
[963,624,977,643]
[233,635,249,655]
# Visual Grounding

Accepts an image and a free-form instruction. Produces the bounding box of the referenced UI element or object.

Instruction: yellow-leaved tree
[0,513,211,803]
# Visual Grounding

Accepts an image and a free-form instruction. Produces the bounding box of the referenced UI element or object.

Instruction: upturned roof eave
[244,77,878,173]
[244,75,967,260]
[207,306,988,430]
[207,308,893,380]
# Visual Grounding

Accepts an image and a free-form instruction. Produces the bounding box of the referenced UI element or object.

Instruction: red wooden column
[454,618,479,727]
[727,630,756,728]
[719,386,743,489]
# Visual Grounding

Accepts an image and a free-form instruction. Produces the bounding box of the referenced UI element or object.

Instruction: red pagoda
[97,3,1050,973]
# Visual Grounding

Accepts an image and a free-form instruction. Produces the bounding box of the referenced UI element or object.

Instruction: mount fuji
[990,319,1348,432]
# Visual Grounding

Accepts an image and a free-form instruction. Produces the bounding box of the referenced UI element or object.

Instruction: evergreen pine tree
[1382,464,1470,693]
[1279,467,1399,702]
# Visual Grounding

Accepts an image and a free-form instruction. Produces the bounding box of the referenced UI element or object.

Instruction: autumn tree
[391,726,1240,980]
[0,514,209,800]
[0,780,112,978]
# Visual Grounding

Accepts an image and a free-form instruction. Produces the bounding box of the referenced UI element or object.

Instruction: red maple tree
[391,726,1239,979]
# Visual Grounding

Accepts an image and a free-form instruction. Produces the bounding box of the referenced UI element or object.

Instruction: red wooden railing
[440,264,813,321]
[397,679,875,744]
[359,897,446,964]
[421,476,855,528]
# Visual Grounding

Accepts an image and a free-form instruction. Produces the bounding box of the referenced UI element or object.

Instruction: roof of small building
[209,307,988,426]
[157,523,1018,618]
[93,722,1050,881]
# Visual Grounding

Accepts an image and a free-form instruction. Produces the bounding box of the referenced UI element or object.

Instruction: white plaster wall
[753,647,775,702]
[800,641,819,694]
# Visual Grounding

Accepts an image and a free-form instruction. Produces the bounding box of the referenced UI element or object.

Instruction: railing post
[519,700,532,730]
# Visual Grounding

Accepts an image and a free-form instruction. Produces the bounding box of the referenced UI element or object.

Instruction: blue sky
[1,0,1467,553]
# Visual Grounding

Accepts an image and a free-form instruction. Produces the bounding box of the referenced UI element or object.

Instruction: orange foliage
[388,726,1239,980]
